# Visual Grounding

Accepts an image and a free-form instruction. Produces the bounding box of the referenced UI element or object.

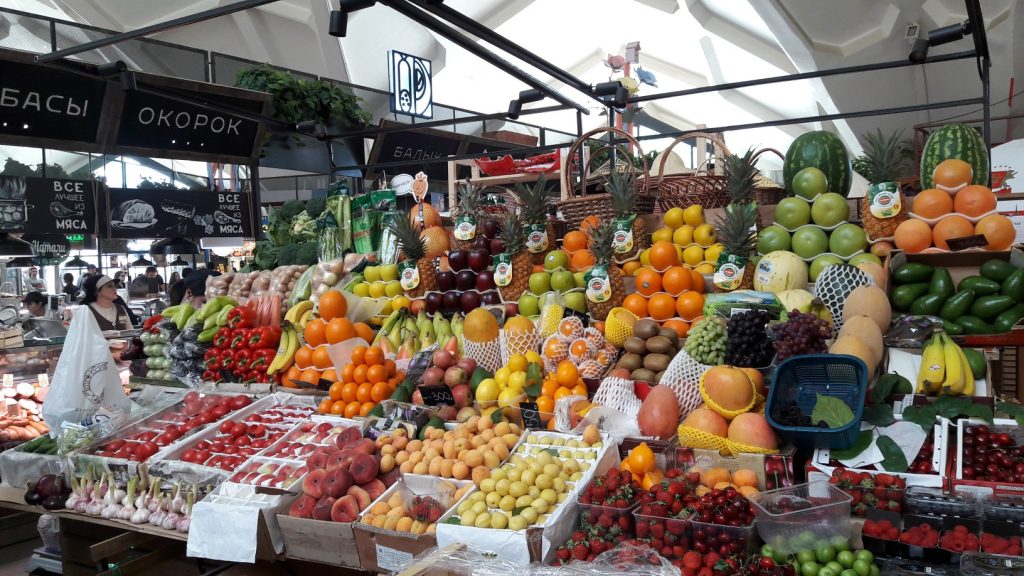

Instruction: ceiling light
[64,255,89,268]
[909,19,972,63]
[592,81,629,109]
[150,237,200,255]
[169,257,190,267]
[131,255,155,267]
[0,233,35,258]
[330,0,376,37]
[506,88,546,120]
[6,256,37,268]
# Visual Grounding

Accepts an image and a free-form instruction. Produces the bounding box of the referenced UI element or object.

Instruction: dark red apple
[436,270,456,292]
[472,236,491,251]
[455,270,476,291]
[460,290,481,313]
[425,292,443,314]
[481,219,499,239]
[467,249,491,273]
[481,290,502,305]
[504,302,519,317]
[448,250,467,272]
[432,349,455,370]
[451,384,471,408]
[490,238,506,255]
[442,291,461,311]
[456,357,477,374]
[444,367,467,388]
[422,366,445,387]
[476,270,496,291]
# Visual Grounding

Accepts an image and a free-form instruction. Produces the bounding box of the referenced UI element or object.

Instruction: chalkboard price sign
[107,187,252,239]
[519,402,542,429]
[419,385,455,406]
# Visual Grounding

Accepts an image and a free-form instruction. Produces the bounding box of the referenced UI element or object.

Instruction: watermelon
[784,131,853,197]
[919,123,989,189]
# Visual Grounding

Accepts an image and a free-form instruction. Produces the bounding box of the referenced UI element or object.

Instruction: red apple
[455,270,476,291]
[476,270,496,291]
[467,249,492,273]
[436,271,456,292]
[444,367,467,388]
[442,291,461,311]
[451,384,471,409]
[432,349,454,370]
[481,291,501,305]
[456,357,477,374]
[448,250,468,272]
[425,292,443,314]
[481,219,499,239]
[490,238,506,255]
[460,291,481,313]
[422,366,445,387]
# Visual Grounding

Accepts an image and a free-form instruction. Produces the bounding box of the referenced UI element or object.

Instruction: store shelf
[447,153,567,208]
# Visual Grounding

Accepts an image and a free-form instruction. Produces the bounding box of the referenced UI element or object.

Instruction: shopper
[144,266,165,294]
[21,291,48,319]
[62,273,79,300]
[81,275,132,331]
[169,271,181,286]
[24,267,46,293]
[113,271,126,289]
[78,264,97,290]
[182,269,218,309]
[168,279,185,306]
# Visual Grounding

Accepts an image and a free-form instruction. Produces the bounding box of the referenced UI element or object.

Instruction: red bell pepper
[143,315,162,332]
[244,369,260,383]
[248,348,276,371]
[202,369,220,382]
[219,349,236,371]
[213,327,232,349]
[226,306,256,329]
[203,349,221,371]
[234,349,253,373]
[248,326,280,349]
[230,328,250,349]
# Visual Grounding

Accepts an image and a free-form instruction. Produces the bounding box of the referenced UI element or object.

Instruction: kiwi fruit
[643,353,671,372]
[631,368,656,383]
[623,337,647,355]
[616,353,643,372]
[645,336,673,355]
[633,319,660,340]
[658,328,680,343]
[655,370,666,384]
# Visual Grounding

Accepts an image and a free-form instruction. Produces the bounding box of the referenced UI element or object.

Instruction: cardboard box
[888,247,1024,285]
[276,495,362,567]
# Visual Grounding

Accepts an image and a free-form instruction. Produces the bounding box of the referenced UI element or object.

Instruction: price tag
[419,385,455,406]
[37,374,49,387]
[2,374,12,388]
[946,234,989,251]
[519,402,542,429]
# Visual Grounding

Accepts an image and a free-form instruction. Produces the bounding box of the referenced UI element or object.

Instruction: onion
[322,272,338,286]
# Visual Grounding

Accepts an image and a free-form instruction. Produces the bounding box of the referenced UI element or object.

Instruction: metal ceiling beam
[36,0,282,62]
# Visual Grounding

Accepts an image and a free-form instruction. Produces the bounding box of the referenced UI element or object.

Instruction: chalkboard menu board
[0,176,96,235]
[107,188,252,239]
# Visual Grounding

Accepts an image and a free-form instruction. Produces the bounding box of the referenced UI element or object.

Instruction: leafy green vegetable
[998,402,1024,427]
[252,241,280,270]
[306,197,327,219]
[295,242,318,265]
[290,211,318,242]
[877,436,909,473]
[811,394,855,428]
[275,244,300,266]
[862,405,895,427]
[831,430,874,461]
[902,405,938,432]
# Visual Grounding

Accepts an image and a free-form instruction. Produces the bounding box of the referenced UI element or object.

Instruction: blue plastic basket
[765,354,868,449]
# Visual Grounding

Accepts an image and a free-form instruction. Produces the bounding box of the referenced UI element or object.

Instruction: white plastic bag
[42,310,130,432]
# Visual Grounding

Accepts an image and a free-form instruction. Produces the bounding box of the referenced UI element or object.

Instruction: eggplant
[24,482,43,505]
[42,494,66,510]
[35,474,64,499]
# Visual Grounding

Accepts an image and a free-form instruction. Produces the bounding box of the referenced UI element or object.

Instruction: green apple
[775,197,812,230]
[829,223,868,257]
[573,272,587,288]
[757,225,792,254]
[830,536,850,552]
[826,562,844,574]
[819,568,838,576]
[543,250,569,271]
[363,266,381,283]
[840,570,858,576]
[801,562,821,576]
[853,550,873,564]
[811,192,850,227]
[379,264,399,282]
[810,254,843,280]
[518,293,540,316]
[848,253,881,267]
[852,559,870,576]
[836,550,855,569]
[868,566,879,576]
[796,550,816,566]
[815,545,836,564]
[384,281,404,297]
[528,272,551,295]
[563,292,586,313]
[793,166,829,200]
[791,226,829,259]
[550,270,575,293]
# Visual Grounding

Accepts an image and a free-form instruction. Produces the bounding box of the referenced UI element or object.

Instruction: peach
[331,495,359,523]
[313,496,336,521]
[323,468,354,498]
[349,453,380,485]
[288,494,316,518]
[347,485,371,511]
[361,479,386,501]
[302,469,327,499]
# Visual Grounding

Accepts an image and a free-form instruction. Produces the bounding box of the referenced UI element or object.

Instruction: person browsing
[82,275,132,331]
[22,292,48,320]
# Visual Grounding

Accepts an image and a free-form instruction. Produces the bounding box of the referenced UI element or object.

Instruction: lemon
[683,245,705,266]
[651,227,674,244]
[695,262,716,274]
[704,243,725,264]
[683,205,705,227]
[352,282,371,297]
[476,378,499,403]
[663,207,685,229]
[525,351,542,364]
[494,367,511,387]
[391,295,411,310]
[498,387,523,408]
[622,260,642,276]
[368,282,387,298]
[507,354,528,373]
[384,281,404,297]
[508,371,527,392]
[378,300,393,315]
[672,225,694,246]
[694,223,717,247]
[639,248,651,267]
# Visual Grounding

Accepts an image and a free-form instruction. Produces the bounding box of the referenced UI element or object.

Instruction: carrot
[21,426,39,439]
[27,421,48,434]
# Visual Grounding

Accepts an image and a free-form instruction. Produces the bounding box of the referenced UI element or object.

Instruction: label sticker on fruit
[525,223,548,253]
[453,215,476,240]
[713,253,746,291]
[493,253,512,287]
[585,264,612,303]
[611,217,635,254]
[868,181,902,219]
[398,260,420,290]
[754,258,775,289]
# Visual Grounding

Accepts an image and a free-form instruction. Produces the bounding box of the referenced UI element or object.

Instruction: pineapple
[606,169,648,262]
[714,202,758,289]
[586,221,624,321]
[853,130,909,240]
[451,179,481,252]
[513,174,554,265]
[721,148,761,227]
[388,216,437,298]
[497,210,532,302]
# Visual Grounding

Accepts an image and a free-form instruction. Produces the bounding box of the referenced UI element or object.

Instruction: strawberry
[887,500,902,513]
[858,472,875,489]
[556,548,571,561]
[572,530,586,542]
[589,538,605,554]
[618,515,630,530]
[598,514,614,529]
[874,473,894,487]
[572,543,589,560]
[873,486,888,500]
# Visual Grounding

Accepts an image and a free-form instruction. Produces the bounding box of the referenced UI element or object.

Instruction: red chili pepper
[248,326,280,349]
[226,306,256,329]
[203,349,221,371]
[230,328,250,349]
[248,348,276,371]
[213,327,232,349]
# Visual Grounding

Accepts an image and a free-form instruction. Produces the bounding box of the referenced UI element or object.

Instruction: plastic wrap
[37,514,60,552]
[206,272,234,299]
[228,272,260,301]
[399,542,679,576]
[262,265,307,301]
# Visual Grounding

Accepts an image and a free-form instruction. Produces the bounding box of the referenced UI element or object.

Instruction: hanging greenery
[234,64,372,131]
[0,158,70,179]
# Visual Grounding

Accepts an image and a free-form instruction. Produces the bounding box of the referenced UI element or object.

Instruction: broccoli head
[295,242,318,265]
[275,243,300,266]
[277,200,306,222]
[305,197,327,219]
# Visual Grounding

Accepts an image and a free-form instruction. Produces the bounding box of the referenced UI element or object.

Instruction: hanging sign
[0,175,96,235]
[21,234,70,265]
[107,188,252,239]
[388,50,433,119]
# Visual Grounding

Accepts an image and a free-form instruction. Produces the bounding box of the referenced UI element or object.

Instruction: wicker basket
[656,131,731,212]
[752,148,786,206]
[558,127,653,230]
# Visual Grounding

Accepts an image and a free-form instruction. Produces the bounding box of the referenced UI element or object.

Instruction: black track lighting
[592,81,629,109]
[909,19,972,63]
[506,88,546,120]
[95,60,127,76]
[330,0,377,37]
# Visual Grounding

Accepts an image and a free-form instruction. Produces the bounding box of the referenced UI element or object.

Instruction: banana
[916,335,945,394]
[268,328,298,375]
[285,301,314,324]
[298,309,314,328]
[959,345,976,396]
[939,333,964,396]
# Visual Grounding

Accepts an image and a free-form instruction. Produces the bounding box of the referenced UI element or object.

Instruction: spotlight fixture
[169,257,190,267]
[297,120,328,138]
[150,237,200,255]
[591,81,629,109]
[5,256,37,268]
[95,60,127,76]
[330,0,377,37]
[64,255,89,269]
[131,255,155,267]
[506,88,546,120]
[909,19,972,63]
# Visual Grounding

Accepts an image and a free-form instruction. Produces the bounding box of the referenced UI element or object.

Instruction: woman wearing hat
[81,274,132,331]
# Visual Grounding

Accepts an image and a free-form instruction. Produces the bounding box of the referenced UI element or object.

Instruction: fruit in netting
[912,188,953,219]
[702,366,755,416]
[975,214,1016,251]
[894,219,932,253]
[464,308,499,343]
[856,262,886,290]
[829,335,878,372]
[409,202,441,228]
[681,407,728,438]
[842,285,892,332]
[578,360,604,379]
[637,385,681,440]
[728,412,777,450]
[557,316,584,341]
[420,226,450,259]
[542,335,568,363]
[568,339,590,362]
[932,215,974,250]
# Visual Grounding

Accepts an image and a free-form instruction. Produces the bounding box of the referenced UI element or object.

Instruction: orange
[384,359,397,377]
[344,401,360,418]
[394,370,405,381]
[326,317,356,344]
[592,320,605,333]
[911,188,953,219]
[662,318,690,338]
[294,346,314,369]
[953,184,997,217]
[304,319,328,347]
[356,382,373,403]
[318,398,334,414]
[569,339,589,359]
[675,291,705,321]
[563,230,589,252]
[642,470,665,491]
[536,395,554,415]
[350,345,367,366]
[341,363,356,382]
[360,402,375,416]
[571,383,588,397]
[300,368,322,385]
[341,381,358,402]
[894,219,933,253]
[661,266,692,296]
[312,347,333,369]
[533,264,546,273]
[541,379,560,398]
[975,214,1016,251]
[331,400,347,415]
[367,364,388,384]
[622,293,649,318]
[933,158,974,191]
[321,369,338,382]
[649,240,680,270]
[932,215,975,250]
[364,346,384,366]
[580,215,601,234]
[690,269,705,293]
[318,290,347,321]
[635,268,663,297]
[328,381,345,401]
[544,338,567,359]
[627,442,655,475]
[555,360,580,386]
[554,386,573,400]
[354,322,374,343]
[570,250,596,272]
[648,293,677,321]
[284,365,303,384]
[370,381,390,403]
[354,365,369,384]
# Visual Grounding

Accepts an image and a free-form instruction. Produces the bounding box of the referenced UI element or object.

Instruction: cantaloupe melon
[856,262,887,290]
[842,285,891,332]
[838,315,883,367]
[830,335,878,372]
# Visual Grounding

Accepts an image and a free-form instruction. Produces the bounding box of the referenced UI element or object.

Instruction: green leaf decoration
[932,396,972,419]
[870,373,912,404]
[511,507,528,517]
[902,405,938,432]
[862,405,896,427]
[998,402,1024,427]
[491,408,505,424]
[831,430,874,461]
[962,404,994,424]
[811,394,856,428]
[877,436,909,473]
[444,516,462,525]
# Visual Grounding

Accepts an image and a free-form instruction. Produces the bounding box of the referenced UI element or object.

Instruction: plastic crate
[765,354,868,449]
[748,481,852,555]
[983,497,1024,523]
[689,518,758,558]
[578,500,639,533]
[906,486,977,517]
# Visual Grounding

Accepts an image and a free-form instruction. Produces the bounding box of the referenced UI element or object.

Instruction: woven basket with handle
[656,131,731,212]
[559,127,653,230]
[752,148,787,206]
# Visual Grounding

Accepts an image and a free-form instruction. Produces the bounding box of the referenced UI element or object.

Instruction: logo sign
[388,50,433,119]
[21,234,69,265]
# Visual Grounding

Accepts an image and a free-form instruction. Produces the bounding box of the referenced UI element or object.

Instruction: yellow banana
[269,327,298,375]
[916,335,945,394]
[939,334,964,396]
[285,301,314,323]
[298,309,314,329]
[959,345,975,396]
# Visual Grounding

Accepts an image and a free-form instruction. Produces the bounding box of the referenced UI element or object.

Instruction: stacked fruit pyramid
[640,205,722,275]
